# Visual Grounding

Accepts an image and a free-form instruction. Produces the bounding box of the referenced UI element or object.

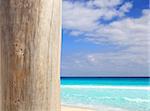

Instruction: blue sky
[61,0,150,77]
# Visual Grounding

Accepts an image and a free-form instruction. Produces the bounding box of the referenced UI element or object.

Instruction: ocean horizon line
[61,76,150,78]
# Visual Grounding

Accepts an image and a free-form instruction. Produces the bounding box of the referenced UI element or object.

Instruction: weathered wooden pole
[0,0,61,111]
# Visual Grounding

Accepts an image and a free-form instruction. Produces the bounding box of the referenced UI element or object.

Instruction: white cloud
[63,0,149,47]
[62,0,150,76]
[63,1,100,31]
[87,0,122,8]
[69,30,83,36]
[118,2,133,16]
[97,9,150,46]
[63,0,133,31]
[61,45,149,76]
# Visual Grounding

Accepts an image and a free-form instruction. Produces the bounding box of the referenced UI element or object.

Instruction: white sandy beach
[62,105,129,111]
[62,106,95,111]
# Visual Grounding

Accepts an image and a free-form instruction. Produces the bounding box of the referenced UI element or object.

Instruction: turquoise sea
[61,77,150,111]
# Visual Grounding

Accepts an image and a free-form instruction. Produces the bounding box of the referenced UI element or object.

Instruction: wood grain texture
[0,0,61,111]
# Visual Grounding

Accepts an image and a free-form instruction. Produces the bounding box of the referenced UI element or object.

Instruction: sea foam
[61,85,150,90]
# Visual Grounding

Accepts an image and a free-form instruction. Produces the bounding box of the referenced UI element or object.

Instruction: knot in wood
[13,40,25,57]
